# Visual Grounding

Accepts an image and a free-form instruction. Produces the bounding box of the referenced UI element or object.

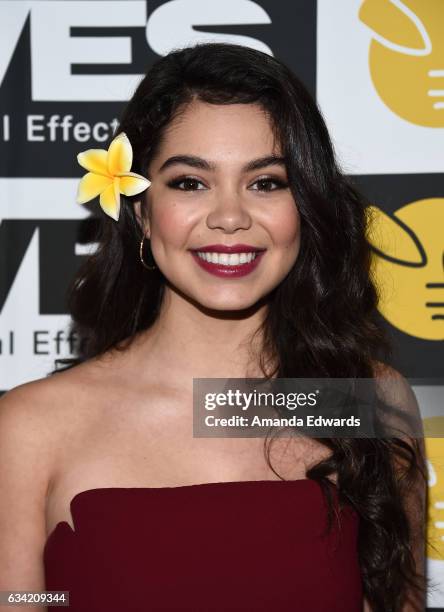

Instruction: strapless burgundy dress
[44,479,363,611]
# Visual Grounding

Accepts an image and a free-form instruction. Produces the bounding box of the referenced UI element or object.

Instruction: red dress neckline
[46,477,334,542]
[44,478,362,611]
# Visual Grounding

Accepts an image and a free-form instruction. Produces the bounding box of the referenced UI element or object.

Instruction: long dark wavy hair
[54,43,428,611]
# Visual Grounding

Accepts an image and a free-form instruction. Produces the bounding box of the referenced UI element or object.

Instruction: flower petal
[107,132,132,175]
[77,172,113,204]
[77,150,109,175]
[99,178,121,221]
[118,172,151,196]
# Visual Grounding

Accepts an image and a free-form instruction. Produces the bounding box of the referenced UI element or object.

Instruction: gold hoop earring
[139,235,157,270]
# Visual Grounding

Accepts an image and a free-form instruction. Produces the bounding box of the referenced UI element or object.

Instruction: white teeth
[196,251,258,266]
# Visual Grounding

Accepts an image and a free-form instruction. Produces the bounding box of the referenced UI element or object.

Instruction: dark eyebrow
[158,154,286,173]
[244,155,286,171]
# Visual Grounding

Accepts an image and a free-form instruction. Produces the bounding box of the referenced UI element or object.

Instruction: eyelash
[166,176,289,192]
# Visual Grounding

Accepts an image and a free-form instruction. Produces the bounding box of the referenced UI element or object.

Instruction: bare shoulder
[370,366,427,610]
[0,373,76,451]
[0,359,108,502]
[371,359,410,390]
[370,360,421,420]
[0,359,112,592]
[0,351,130,473]
[370,360,426,476]
[1,365,92,431]
[0,373,74,499]
[0,376,72,592]
[1,353,118,418]
[370,359,426,498]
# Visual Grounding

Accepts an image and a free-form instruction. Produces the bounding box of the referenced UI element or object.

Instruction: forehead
[156,99,281,161]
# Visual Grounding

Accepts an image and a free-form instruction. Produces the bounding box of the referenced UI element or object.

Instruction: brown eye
[181,178,201,191]
[258,179,274,191]
[167,177,207,191]
[250,177,289,192]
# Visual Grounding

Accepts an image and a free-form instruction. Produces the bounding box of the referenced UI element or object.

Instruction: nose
[206,189,252,233]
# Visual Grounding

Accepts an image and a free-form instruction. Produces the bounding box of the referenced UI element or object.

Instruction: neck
[128,284,275,389]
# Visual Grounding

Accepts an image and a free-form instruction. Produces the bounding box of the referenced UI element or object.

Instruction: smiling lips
[190,243,266,278]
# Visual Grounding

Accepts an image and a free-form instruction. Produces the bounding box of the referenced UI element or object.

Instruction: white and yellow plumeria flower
[76,132,151,221]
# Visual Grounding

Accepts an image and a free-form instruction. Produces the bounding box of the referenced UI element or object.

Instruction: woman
[0,43,427,611]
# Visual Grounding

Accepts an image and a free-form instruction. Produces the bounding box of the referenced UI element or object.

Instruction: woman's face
[139,99,300,311]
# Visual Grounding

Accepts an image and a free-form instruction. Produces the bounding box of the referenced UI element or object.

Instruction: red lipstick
[190,244,266,278]
[192,243,264,253]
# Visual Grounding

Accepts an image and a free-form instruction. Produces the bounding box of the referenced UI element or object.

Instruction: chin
[194,294,265,313]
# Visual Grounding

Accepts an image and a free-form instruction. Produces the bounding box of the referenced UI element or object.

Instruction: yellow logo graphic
[359,0,444,126]
[424,418,444,560]
[366,199,444,340]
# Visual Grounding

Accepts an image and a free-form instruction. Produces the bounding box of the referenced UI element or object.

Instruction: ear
[133,200,150,238]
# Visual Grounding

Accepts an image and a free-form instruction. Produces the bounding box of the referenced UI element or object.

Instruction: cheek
[150,198,197,246]
[281,218,301,247]
[266,203,301,249]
